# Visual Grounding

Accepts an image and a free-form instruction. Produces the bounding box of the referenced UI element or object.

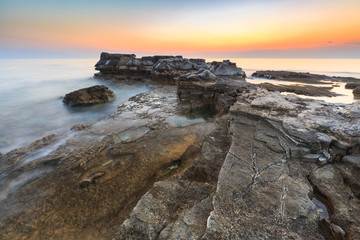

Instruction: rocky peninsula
[0,53,359,240]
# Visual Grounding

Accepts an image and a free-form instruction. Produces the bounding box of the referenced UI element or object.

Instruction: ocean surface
[0,59,149,153]
[0,58,360,154]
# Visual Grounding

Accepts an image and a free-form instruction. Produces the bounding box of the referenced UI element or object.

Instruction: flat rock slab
[252,70,360,84]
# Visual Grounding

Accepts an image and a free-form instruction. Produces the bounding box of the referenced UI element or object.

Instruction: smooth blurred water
[1,58,360,154]
[0,59,149,153]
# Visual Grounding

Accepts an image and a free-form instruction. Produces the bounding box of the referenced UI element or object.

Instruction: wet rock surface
[1,54,360,240]
[252,70,360,84]
[63,85,114,106]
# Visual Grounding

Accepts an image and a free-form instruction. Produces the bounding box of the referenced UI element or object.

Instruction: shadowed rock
[345,82,359,89]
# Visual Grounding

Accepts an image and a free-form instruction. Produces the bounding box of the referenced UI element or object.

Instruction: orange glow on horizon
[1,0,360,56]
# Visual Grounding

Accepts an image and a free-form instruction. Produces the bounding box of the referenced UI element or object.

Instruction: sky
[0,0,360,58]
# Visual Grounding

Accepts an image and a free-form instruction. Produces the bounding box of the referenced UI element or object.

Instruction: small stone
[317,157,327,166]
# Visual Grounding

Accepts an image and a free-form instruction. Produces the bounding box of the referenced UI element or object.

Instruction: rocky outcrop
[63,85,114,106]
[94,53,245,80]
[115,87,360,239]
[252,70,360,84]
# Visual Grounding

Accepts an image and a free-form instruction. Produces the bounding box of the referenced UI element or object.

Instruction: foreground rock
[115,87,360,239]
[63,85,114,106]
[253,70,360,84]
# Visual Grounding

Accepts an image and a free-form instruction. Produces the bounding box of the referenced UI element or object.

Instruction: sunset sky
[1,0,360,58]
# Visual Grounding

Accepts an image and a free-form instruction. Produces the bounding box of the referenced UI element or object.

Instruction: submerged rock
[63,85,114,106]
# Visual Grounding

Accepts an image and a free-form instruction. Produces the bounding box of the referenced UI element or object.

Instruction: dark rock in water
[253,70,360,84]
[353,86,360,96]
[63,85,114,106]
[259,82,337,97]
[345,82,359,89]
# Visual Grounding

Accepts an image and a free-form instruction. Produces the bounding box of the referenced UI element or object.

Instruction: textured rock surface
[63,85,114,106]
[94,53,245,80]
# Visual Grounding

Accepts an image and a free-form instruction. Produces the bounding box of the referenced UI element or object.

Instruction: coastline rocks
[259,82,337,97]
[63,85,114,106]
[94,53,246,81]
[252,70,360,84]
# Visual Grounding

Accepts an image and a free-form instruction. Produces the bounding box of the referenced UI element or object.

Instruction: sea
[0,58,359,154]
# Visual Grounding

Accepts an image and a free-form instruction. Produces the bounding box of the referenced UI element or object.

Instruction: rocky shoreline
[0,53,359,239]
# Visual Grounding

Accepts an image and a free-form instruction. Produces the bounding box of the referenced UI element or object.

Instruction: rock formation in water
[63,85,114,106]
[0,53,359,240]
[94,52,246,79]
[252,70,360,84]
[259,82,338,97]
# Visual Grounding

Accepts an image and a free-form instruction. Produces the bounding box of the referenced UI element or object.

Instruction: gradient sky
[1,0,360,58]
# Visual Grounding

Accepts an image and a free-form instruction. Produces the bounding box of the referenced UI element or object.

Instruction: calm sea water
[0,59,149,153]
[0,58,359,154]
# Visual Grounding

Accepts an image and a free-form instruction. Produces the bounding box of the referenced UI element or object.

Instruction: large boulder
[63,85,114,107]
